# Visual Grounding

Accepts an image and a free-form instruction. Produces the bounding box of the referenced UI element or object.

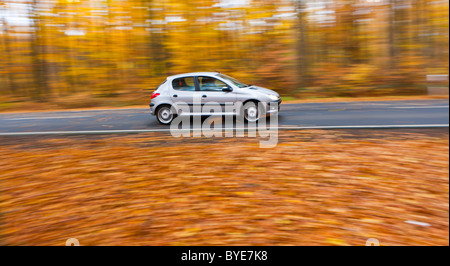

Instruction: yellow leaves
[285,199,303,204]
[174,227,202,238]
[325,238,348,246]
[225,232,244,236]
[130,209,149,216]
[0,130,448,245]
[329,208,347,214]
[276,191,297,196]
[342,64,376,83]
[319,218,341,226]
[274,219,293,225]
[360,218,384,224]
[169,198,189,203]
[234,191,254,196]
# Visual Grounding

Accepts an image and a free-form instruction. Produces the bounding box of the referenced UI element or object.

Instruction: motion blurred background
[0,0,448,110]
[0,0,448,246]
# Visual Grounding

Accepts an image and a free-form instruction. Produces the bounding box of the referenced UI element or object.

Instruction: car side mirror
[222,86,233,92]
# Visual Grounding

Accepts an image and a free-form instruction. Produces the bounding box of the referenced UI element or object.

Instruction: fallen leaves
[0,130,448,246]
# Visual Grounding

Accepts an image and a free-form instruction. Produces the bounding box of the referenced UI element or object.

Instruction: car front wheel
[243,101,262,123]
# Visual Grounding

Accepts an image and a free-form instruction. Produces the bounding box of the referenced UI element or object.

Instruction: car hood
[246,86,280,97]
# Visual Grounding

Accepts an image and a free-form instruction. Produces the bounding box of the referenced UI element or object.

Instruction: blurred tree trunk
[296,0,308,88]
[148,1,168,77]
[0,15,17,95]
[413,0,427,74]
[30,0,49,100]
[340,0,361,65]
[388,0,397,63]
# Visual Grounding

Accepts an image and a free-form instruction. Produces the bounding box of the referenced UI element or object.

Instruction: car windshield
[216,73,248,88]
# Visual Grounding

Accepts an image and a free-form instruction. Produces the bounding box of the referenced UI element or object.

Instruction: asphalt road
[0,100,448,135]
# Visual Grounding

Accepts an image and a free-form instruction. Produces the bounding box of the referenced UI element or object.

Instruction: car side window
[172,77,195,91]
[198,76,228,92]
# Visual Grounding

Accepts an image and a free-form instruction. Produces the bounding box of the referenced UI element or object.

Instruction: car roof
[167,72,221,80]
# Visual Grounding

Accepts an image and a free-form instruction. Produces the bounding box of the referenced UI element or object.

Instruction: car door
[196,76,236,114]
[170,76,202,114]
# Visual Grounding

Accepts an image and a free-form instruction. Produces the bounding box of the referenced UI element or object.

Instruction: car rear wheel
[156,105,175,125]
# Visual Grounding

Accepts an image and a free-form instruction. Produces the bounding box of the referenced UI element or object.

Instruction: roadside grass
[0,130,448,245]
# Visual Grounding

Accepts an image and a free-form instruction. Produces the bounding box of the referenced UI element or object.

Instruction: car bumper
[266,99,281,115]
[149,103,155,115]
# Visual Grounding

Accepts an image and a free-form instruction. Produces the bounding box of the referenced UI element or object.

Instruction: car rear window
[172,77,196,91]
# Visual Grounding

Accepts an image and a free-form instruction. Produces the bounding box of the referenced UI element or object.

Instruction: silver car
[149,72,281,124]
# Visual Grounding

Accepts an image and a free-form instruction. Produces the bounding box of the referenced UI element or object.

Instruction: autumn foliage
[0,130,448,245]
[0,0,448,110]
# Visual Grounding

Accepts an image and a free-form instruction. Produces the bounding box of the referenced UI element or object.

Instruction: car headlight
[268,94,279,101]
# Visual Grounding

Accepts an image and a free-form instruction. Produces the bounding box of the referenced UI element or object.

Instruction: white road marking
[0,124,448,136]
[390,106,449,109]
[279,105,449,111]
[3,116,92,121]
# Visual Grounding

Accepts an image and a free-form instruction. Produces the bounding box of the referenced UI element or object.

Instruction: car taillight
[151,92,160,100]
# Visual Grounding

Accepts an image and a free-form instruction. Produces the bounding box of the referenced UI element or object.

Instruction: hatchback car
[149,72,281,124]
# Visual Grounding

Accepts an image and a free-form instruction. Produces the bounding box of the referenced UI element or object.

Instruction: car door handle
[173,94,178,97]
[202,95,207,98]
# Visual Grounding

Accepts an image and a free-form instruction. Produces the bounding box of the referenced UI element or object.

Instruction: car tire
[156,105,175,125]
[241,101,263,123]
